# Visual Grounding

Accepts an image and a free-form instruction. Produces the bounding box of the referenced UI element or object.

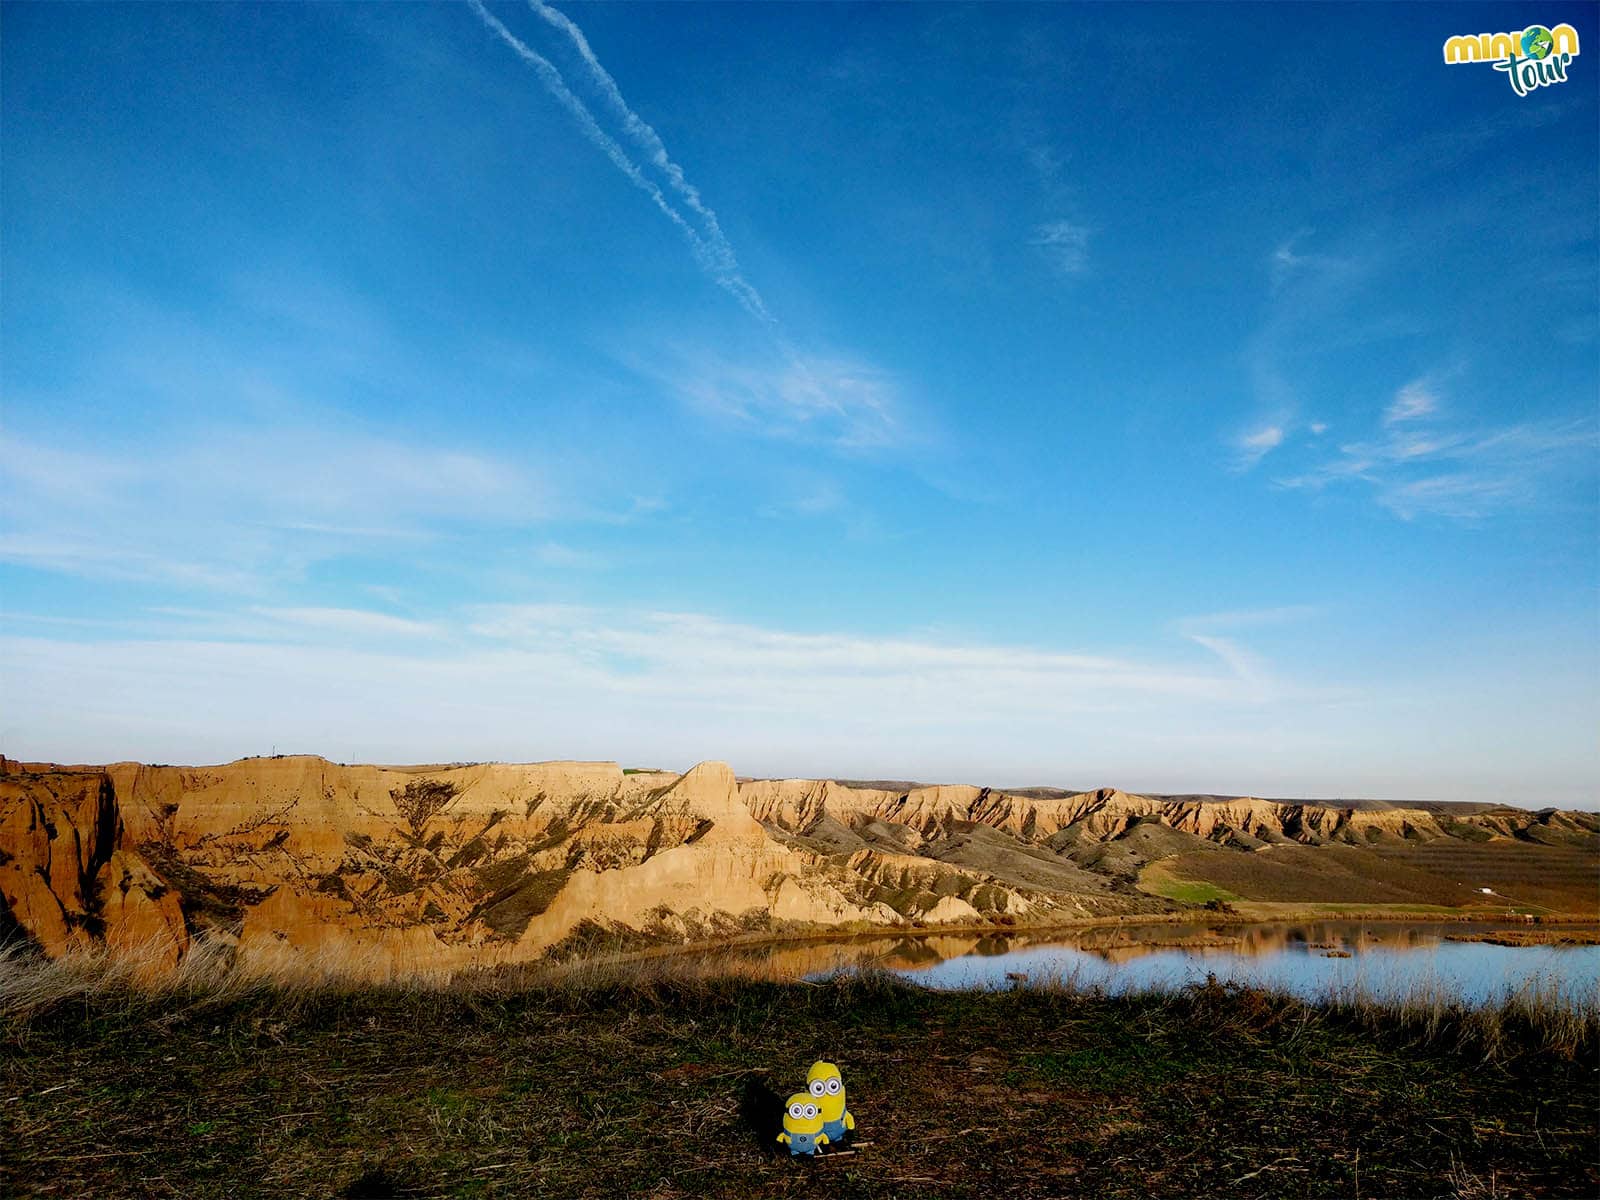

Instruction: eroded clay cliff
[1,754,1593,974]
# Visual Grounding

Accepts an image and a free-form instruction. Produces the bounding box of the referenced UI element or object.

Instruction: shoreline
[537,906,1600,973]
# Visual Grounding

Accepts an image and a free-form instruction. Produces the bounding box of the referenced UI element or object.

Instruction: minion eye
[805,1103,819,1119]
[809,1080,826,1097]
[826,1078,841,1094]
[788,1103,803,1119]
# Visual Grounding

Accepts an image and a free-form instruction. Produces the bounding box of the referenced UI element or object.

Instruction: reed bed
[2,934,1594,1062]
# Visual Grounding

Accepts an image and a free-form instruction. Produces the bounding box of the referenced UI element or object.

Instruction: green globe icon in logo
[1522,25,1554,60]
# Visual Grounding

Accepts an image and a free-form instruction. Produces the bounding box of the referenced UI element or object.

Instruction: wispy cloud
[1178,605,1321,631]
[468,0,771,322]
[0,535,262,592]
[1270,236,1306,284]
[784,482,845,517]
[1269,230,1342,291]
[6,429,542,526]
[1268,230,1379,297]
[1384,379,1437,425]
[0,601,1324,787]
[630,346,903,450]
[754,476,848,520]
[1276,378,1596,519]
[0,427,548,590]
[531,540,607,568]
[253,607,442,638]
[1174,605,1319,701]
[467,604,1263,705]
[1234,424,1285,468]
[1032,219,1091,275]
[1181,633,1271,695]
[1235,232,1378,466]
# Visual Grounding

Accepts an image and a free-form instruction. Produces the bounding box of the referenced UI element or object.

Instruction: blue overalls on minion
[786,1129,821,1156]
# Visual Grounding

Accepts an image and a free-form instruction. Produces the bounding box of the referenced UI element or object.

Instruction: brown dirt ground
[2,975,1595,1200]
[1369,842,1600,916]
[1151,844,1472,906]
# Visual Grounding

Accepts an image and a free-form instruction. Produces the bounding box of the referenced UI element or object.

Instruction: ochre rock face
[1,771,119,955]
[96,850,187,968]
[1,754,1594,975]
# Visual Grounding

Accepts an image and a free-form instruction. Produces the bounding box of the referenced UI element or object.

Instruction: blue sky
[3,2,1596,804]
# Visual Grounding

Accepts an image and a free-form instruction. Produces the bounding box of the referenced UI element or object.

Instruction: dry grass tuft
[1319,973,1599,1062]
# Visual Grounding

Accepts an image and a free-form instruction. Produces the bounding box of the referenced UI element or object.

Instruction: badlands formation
[2,754,1596,974]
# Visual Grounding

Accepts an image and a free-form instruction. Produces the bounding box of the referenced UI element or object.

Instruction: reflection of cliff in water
[737,921,1579,979]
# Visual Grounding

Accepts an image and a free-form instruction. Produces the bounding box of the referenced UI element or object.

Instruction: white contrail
[468,0,772,324]
[466,2,708,263]
[525,0,769,322]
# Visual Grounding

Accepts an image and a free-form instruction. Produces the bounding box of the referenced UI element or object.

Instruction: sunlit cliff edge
[2,754,1595,975]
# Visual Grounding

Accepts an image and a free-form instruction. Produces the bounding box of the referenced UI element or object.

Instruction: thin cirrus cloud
[0,427,547,590]
[1275,377,1596,520]
[4,602,1588,803]
[1236,233,1374,469]
[0,535,264,593]
[462,603,1300,709]
[1234,424,1285,468]
[251,607,443,639]
[1267,230,1361,293]
[1,426,536,528]
[0,605,1294,786]
[7,599,1300,738]
[1383,379,1438,425]
[626,345,904,450]
[1231,230,1594,518]
[1173,605,1321,702]
[1032,220,1092,275]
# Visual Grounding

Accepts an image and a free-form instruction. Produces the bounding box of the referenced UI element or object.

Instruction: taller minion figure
[806,1060,854,1143]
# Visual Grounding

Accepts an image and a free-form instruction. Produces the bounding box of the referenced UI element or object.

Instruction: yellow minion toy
[778,1093,829,1156]
[806,1060,854,1143]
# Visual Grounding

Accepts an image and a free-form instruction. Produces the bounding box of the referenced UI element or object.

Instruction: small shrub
[390,779,460,840]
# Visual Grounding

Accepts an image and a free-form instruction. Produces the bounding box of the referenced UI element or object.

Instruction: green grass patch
[1140,868,1240,904]
[1010,1039,1199,1090]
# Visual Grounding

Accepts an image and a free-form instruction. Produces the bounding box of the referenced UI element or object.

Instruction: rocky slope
[1,755,1594,974]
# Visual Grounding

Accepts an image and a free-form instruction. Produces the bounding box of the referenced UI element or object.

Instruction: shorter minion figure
[778,1093,829,1156]
[807,1060,854,1142]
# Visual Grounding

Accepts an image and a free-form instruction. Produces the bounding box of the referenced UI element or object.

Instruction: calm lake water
[789,922,1600,1007]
